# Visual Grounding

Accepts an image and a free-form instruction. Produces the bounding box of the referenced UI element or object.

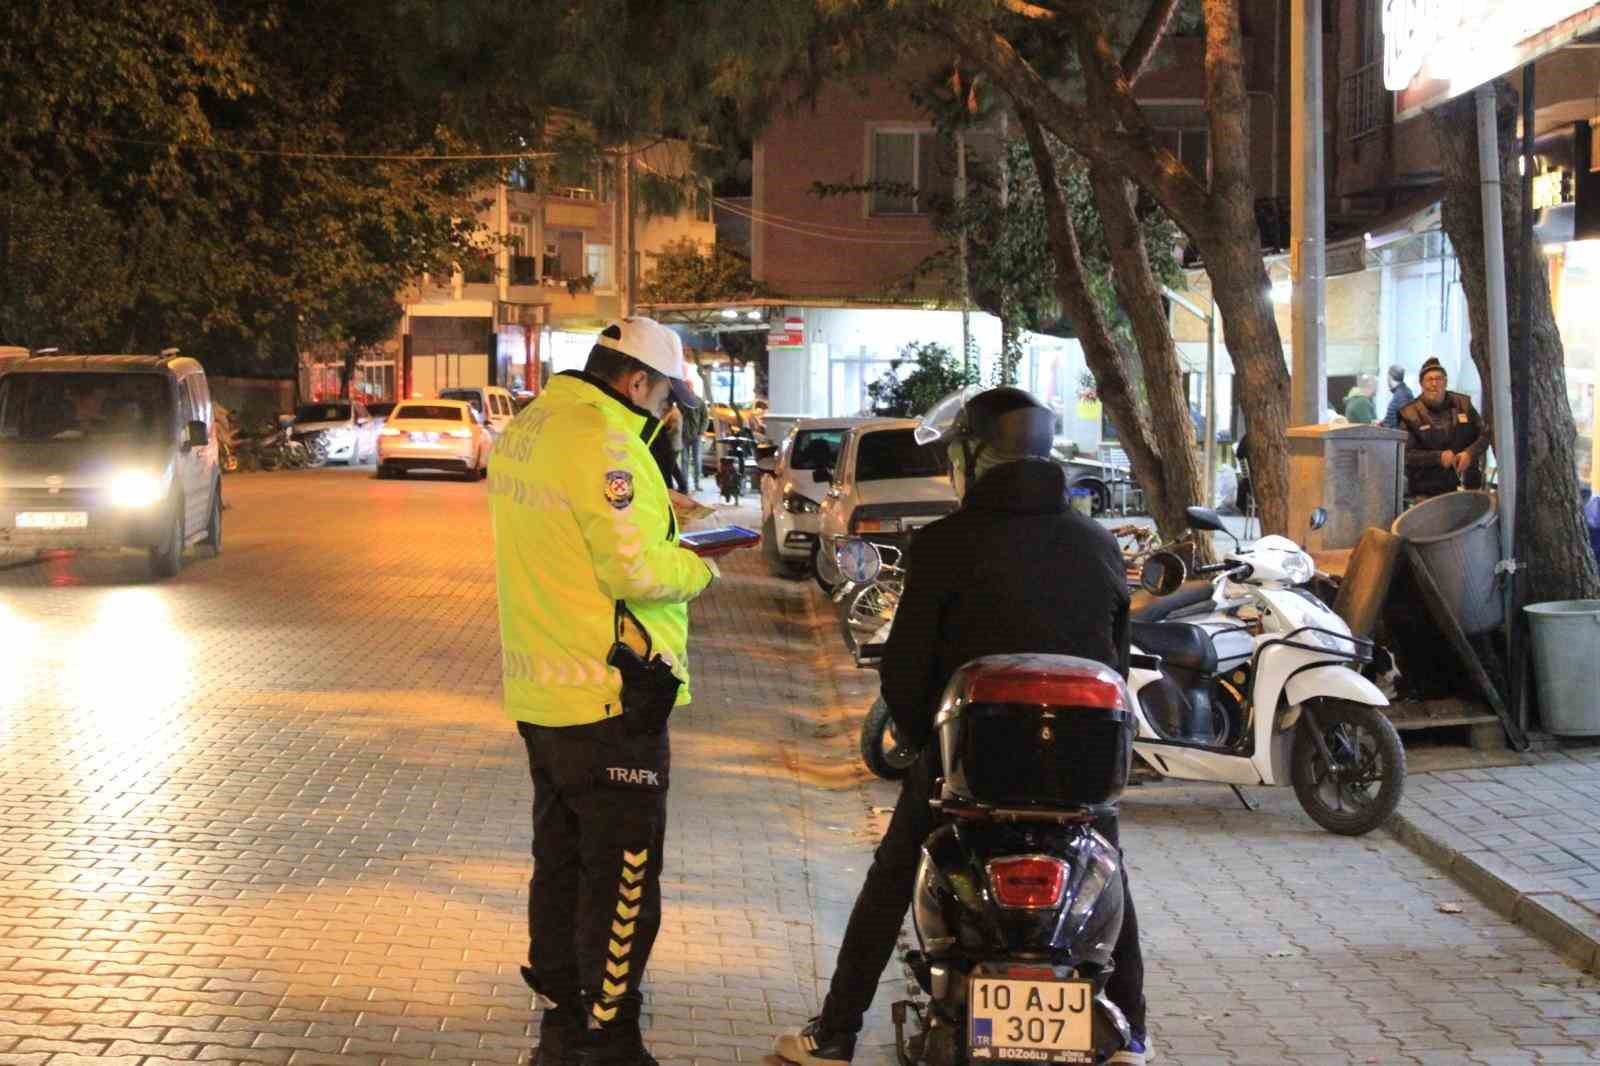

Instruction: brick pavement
[0,470,1597,1065]
[0,470,881,1065]
[1389,749,1600,970]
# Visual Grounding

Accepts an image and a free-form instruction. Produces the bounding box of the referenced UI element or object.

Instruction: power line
[713,196,940,246]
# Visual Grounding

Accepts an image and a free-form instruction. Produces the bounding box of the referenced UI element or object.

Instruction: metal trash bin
[1525,600,1600,737]
[1391,491,1503,635]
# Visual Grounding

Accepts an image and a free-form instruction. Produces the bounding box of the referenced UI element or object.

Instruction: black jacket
[1399,391,1488,498]
[880,459,1131,749]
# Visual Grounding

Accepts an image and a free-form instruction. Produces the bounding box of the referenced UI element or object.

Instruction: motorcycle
[714,434,757,503]
[892,654,1138,1066]
[1128,506,1406,836]
[296,428,331,469]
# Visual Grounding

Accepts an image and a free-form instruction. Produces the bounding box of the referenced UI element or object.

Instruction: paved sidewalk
[0,474,885,1065]
[1390,746,1600,971]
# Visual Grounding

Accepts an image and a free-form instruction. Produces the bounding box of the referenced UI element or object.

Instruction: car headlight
[784,491,819,514]
[109,471,165,508]
[852,515,902,534]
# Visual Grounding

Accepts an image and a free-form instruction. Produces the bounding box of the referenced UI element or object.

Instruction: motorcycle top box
[934,655,1134,811]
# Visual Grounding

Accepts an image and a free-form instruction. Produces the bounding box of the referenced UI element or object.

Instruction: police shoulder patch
[604,469,635,510]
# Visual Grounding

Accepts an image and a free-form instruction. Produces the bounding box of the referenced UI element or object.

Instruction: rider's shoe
[1108,1035,1152,1064]
[773,1018,856,1066]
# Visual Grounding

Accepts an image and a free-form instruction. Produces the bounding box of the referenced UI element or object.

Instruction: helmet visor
[914,385,982,446]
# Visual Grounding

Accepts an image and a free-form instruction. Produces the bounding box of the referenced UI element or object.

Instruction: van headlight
[109,471,165,508]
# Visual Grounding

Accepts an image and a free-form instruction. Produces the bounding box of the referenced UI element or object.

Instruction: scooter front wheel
[1291,700,1406,836]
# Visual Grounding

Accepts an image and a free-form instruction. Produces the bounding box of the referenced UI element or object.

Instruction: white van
[0,352,222,578]
[438,385,516,437]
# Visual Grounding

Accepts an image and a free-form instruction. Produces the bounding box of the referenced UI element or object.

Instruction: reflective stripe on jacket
[490,371,714,727]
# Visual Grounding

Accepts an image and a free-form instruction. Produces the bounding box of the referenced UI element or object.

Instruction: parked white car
[438,386,517,437]
[291,401,379,464]
[758,417,866,576]
[376,399,491,480]
[814,419,959,591]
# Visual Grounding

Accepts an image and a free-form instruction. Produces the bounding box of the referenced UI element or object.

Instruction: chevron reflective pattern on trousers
[592,847,650,1025]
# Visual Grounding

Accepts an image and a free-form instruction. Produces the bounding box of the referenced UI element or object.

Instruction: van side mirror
[186,420,208,448]
[813,466,833,484]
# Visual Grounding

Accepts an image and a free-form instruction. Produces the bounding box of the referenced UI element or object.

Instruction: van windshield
[0,372,171,443]
[439,390,484,414]
[790,429,845,472]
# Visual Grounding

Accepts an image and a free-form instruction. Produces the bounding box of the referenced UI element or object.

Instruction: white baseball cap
[595,316,701,409]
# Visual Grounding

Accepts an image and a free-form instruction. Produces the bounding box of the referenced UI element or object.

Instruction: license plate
[16,511,88,530]
[969,976,1094,1064]
[408,432,439,444]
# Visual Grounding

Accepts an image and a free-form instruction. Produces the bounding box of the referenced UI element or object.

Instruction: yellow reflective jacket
[489,371,714,727]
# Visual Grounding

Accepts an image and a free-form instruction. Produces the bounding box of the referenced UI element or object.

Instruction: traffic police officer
[1398,356,1490,499]
[491,317,715,1066]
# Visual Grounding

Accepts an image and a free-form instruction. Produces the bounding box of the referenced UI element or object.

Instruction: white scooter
[1128,507,1406,835]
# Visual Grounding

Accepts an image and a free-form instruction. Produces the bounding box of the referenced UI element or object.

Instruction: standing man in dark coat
[1399,356,1490,499]
[1382,364,1416,429]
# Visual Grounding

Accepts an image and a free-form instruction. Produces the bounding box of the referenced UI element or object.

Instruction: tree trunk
[1194,0,1292,536]
[1089,163,1207,530]
[1021,116,1176,536]
[1432,83,1600,604]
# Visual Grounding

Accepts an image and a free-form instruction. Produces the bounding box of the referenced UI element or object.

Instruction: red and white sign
[1385,0,1600,120]
[768,315,805,348]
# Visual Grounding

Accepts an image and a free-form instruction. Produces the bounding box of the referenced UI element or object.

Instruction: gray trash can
[1391,490,1502,635]
[1525,600,1600,737]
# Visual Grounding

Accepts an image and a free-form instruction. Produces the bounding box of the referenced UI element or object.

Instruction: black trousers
[819,751,1147,1037]
[519,717,670,1038]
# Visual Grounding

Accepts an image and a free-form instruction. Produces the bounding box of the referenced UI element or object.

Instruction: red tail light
[987,856,1068,909]
[963,660,1128,710]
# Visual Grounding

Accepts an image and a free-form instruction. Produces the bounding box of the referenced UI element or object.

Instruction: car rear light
[987,856,1068,909]
[380,428,401,436]
[965,664,1129,710]
[853,516,901,533]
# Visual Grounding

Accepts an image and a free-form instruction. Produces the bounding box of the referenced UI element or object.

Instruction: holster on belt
[607,603,681,735]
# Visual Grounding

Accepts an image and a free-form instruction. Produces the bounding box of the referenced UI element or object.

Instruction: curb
[1388,810,1600,973]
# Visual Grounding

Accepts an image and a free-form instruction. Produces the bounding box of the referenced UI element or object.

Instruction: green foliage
[0,1,502,374]
[640,239,766,304]
[867,340,978,418]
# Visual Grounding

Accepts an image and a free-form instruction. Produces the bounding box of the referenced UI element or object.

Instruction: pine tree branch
[1121,0,1183,86]
[929,11,1213,239]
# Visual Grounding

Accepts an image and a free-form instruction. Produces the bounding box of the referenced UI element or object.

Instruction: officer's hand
[1454,451,1473,475]
[1440,449,1457,469]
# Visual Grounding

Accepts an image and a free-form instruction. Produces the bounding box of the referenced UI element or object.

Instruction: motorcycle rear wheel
[1291,700,1405,836]
[860,696,919,780]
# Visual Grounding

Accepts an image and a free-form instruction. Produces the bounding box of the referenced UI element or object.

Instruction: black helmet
[917,385,1055,458]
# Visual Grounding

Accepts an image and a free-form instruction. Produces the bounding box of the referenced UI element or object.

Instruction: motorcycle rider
[775,386,1149,1066]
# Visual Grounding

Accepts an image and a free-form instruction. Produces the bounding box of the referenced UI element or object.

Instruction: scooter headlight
[109,471,165,509]
[1280,552,1314,586]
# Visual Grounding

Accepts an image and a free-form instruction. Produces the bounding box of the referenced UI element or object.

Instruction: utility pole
[957,131,973,380]
[1290,0,1328,426]
[621,146,636,317]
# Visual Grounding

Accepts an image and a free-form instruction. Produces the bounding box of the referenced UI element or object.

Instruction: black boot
[525,967,583,1066]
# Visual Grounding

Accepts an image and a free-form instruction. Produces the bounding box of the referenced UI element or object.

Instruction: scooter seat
[1130,580,1215,623]
[1130,621,1218,675]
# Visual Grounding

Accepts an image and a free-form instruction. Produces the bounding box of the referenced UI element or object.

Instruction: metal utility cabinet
[1287,423,1407,552]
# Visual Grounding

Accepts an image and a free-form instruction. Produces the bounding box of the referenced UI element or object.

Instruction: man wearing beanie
[1397,356,1490,498]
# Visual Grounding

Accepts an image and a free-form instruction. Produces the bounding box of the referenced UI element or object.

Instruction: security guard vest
[489,371,713,727]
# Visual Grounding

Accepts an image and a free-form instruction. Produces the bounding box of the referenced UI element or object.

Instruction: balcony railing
[1341,61,1389,143]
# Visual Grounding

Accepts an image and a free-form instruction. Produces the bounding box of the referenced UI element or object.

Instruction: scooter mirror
[1183,505,1226,533]
[1140,550,1188,596]
[1309,506,1328,531]
[836,538,883,585]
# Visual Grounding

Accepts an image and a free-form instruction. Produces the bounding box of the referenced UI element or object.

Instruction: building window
[544,231,585,280]
[1152,127,1209,181]
[586,243,614,289]
[869,129,954,216]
